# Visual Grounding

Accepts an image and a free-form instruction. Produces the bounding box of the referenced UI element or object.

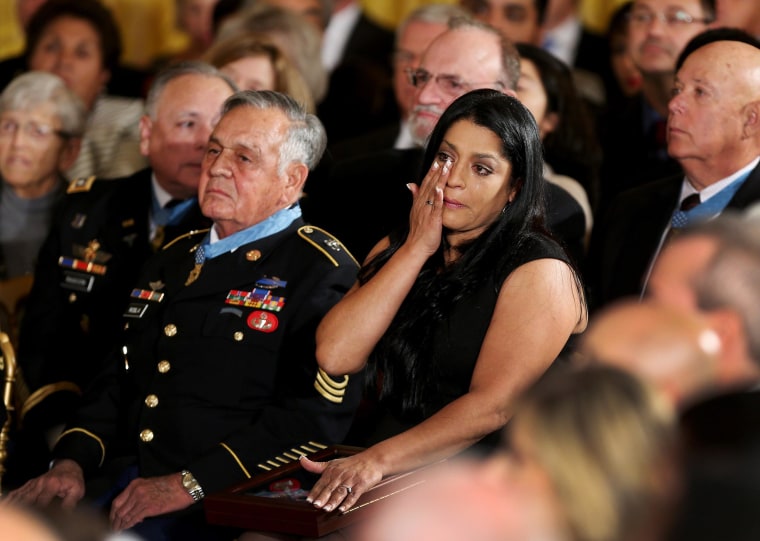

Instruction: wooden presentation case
[204,444,431,537]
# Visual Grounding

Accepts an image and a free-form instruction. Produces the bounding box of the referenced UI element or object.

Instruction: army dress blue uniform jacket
[17,168,210,427]
[52,218,362,497]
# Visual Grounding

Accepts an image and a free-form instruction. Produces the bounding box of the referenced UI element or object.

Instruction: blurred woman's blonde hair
[509,365,677,541]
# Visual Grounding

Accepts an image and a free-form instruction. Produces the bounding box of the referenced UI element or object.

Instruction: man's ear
[57,137,82,171]
[138,115,152,157]
[704,307,752,382]
[741,100,760,139]
[284,162,309,199]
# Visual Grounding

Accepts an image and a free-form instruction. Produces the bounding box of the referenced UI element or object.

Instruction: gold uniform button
[233,331,244,341]
[157,360,171,373]
[246,249,261,261]
[145,394,159,408]
[68,293,77,303]
[164,324,177,337]
[140,429,154,442]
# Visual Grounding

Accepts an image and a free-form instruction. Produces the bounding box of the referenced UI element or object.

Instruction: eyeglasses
[627,8,712,27]
[0,118,72,143]
[405,68,506,97]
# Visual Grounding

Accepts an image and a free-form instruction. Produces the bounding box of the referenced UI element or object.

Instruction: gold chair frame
[0,331,17,495]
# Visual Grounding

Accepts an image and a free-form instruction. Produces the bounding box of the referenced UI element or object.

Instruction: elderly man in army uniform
[8,91,362,541]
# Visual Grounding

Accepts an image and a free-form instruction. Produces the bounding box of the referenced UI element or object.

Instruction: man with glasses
[597,0,715,214]
[305,16,585,263]
[327,3,470,162]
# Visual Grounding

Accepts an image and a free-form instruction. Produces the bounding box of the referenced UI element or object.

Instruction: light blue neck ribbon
[152,196,196,226]
[671,172,751,229]
[197,204,302,263]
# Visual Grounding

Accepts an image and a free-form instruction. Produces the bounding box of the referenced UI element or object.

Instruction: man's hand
[109,472,194,531]
[5,459,85,509]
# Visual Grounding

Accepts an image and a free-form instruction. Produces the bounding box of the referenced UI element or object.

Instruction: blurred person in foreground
[499,364,678,541]
[582,215,760,541]
[8,90,362,541]
[579,299,723,409]
[355,455,570,541]
[300,89,586,515]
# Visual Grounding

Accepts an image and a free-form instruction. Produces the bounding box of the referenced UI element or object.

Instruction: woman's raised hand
[405,158,450,256]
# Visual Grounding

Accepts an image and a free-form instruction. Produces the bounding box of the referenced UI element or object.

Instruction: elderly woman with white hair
[0,71,86,279]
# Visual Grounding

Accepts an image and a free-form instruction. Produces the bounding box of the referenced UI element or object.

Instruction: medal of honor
[185,263,203,286]
[185,243,207,286]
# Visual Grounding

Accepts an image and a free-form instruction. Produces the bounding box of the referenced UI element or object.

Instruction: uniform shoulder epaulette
[66,176,97,194]
[162,228,210,250]
[297,225,358,268]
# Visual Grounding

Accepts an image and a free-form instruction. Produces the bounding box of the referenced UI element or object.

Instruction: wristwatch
[181,469,205,501]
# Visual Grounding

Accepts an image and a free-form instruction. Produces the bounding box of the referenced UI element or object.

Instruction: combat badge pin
[247,310,279,333]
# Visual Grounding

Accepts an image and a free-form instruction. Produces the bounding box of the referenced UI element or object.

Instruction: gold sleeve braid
[55,428,105,467]
[314,368,349,403]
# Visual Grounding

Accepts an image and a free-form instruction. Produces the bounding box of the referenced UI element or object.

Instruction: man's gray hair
[683,212,760,364]
[0,71,87,137]
[221,90,327,173]
[144,60,238,119]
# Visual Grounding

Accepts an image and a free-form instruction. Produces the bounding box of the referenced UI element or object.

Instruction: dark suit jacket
[326,121,401,163]
[302,148,586,265]
[596,94,682,217]
[18,168,210,428]
[586,161,760,310]
[317,12,397,145]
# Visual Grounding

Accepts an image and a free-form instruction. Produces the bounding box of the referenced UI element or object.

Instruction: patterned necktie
[671,193,701,229]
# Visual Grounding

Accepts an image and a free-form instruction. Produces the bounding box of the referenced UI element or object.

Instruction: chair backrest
[0,331,17,495]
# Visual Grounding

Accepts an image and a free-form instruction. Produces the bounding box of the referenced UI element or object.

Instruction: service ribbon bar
[225,288,285,312]
[58,256,107,276]
[130,289,165,302]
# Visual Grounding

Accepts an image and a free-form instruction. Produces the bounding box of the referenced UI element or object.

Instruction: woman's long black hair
[359,89,554,418]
